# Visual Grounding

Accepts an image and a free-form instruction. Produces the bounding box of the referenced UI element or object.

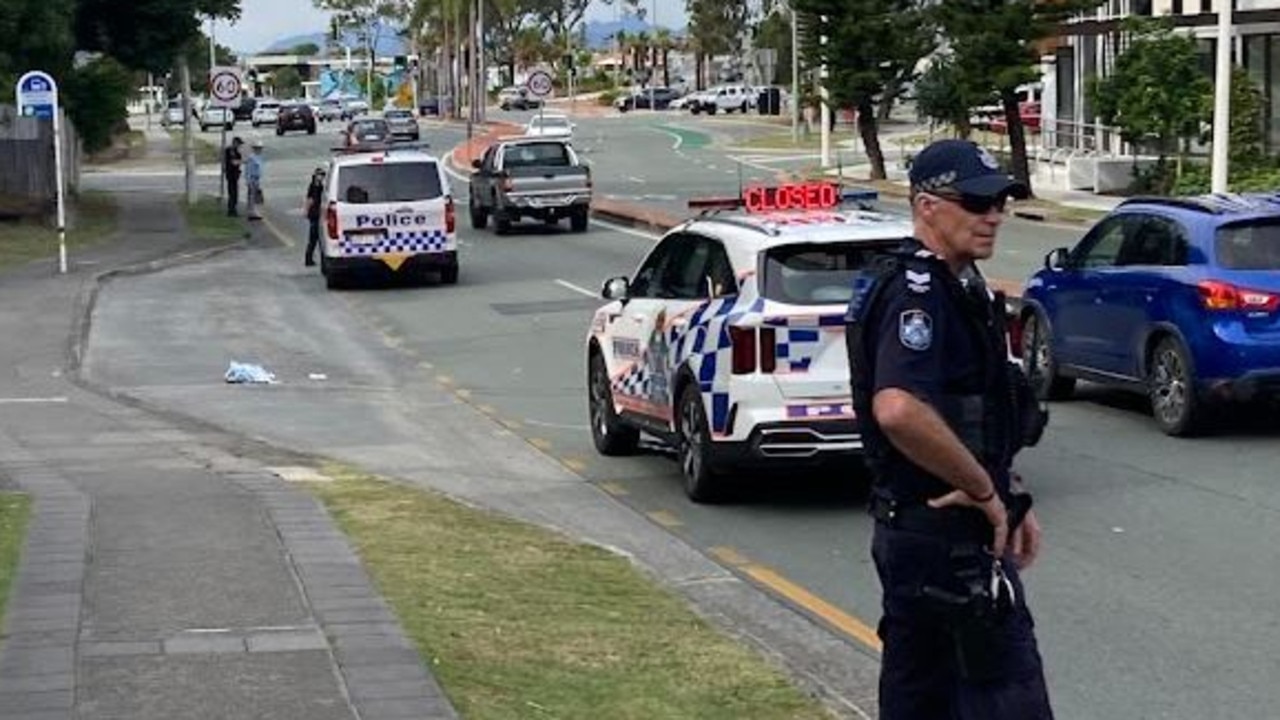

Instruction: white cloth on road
[225,361,276,384]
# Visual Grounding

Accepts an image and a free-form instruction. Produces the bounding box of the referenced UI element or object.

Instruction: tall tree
[793,0,931,179]
[933,0,1104,196]
[686,0,748,88]
[0,0,77,91]
[914,55,987,138]
[75,0,241,73]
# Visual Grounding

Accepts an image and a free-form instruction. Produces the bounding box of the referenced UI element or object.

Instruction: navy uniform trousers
[872,521,1054,720]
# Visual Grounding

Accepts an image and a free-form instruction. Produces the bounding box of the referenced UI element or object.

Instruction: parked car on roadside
[1019,193,1280,436]
[199,106,235,131]
[615,87,682,112]
[383,108,420,141]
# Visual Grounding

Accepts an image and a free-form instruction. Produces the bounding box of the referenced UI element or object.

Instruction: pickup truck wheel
[707,106,718,115]
[469,199,488,229]
[494,211,512,235]
[570,207,589,233]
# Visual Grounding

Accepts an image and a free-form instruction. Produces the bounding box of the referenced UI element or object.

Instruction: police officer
[223,137,244,217]
[303,166,326,267]
[845,139,1052,720]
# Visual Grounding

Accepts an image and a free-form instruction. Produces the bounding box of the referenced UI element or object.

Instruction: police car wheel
[588,352,639,455]
[678,384,721,502]
[1024,312,1075,401]
[440,264,459,285]
[1148,336,1203,437]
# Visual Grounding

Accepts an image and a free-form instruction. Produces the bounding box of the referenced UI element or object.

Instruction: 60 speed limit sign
[208,67,243,108]
[526,70,554,98]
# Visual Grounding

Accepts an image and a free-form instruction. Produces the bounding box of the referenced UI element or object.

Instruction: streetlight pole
[819,16,830,168]
[1211,0,1234,193]
[208,17,216,72]
[649,0,656,112]
[791,7,799,144]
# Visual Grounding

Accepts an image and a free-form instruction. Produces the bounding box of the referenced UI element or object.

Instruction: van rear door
[331,159,454,264]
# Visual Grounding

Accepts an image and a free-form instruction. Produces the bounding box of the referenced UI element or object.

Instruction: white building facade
[1044,0,1280,156]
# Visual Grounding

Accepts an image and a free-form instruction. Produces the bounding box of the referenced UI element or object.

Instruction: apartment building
[1043,0,1280,156]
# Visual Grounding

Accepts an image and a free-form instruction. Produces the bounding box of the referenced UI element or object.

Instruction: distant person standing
[303,166,326,267]
[245,141,265,221]
[223,137,244,217]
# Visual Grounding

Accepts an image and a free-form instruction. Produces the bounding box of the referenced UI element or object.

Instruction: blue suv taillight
[1198,280,1280,312]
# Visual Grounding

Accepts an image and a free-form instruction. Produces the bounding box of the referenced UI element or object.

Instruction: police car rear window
[338,162,443,204]
[762,241,899,305]
[1216,220,1280,270]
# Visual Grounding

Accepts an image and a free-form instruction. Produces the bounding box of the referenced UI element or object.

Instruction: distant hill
[258,17,685,57]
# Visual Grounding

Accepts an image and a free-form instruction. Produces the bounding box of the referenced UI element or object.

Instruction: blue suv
[1019,194,1280,436]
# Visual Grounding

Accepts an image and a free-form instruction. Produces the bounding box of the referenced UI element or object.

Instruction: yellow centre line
[261,214,296,248]
[709,545,882,653]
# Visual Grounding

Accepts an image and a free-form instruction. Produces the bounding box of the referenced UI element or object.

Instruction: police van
[585,183,916,502]
[320,144,458,289]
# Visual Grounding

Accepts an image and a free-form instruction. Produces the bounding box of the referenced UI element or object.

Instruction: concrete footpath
[0,196,457,719]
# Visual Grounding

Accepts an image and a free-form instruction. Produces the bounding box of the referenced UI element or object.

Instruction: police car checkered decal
[610,295,842,436]
[339,229,449,256]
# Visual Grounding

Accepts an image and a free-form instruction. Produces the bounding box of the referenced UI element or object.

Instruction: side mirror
[602,276,629,301]
[471,158,482,170]
[1045,247,1070,271]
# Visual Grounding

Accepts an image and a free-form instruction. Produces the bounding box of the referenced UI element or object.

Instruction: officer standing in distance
[845,139,1052,719]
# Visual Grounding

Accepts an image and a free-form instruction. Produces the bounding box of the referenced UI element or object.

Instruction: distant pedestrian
[303,166,326,267]
[246,141,265,221]
[224,137,244,217]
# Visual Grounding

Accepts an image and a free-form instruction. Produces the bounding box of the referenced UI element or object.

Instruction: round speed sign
[526,70,554,98]
[209,70,243,104]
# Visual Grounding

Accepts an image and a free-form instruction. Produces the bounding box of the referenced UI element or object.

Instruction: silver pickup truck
[468,138,592,234]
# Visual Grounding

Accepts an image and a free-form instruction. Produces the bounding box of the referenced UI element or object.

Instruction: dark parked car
[233,96,256,121]
[1018,193,1280,436]
[499,91,543,112]
[276,102,317,135]
[614,87,681,111]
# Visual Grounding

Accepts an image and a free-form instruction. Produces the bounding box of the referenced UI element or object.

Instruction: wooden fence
[0,104,82,218]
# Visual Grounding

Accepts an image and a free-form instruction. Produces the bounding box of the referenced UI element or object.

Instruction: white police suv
[585,183,914,501]
[320,145,458,289]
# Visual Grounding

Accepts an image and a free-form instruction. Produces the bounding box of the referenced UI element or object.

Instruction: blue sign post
[15,70,67,274]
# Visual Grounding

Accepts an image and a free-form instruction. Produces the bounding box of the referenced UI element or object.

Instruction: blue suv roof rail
[1119,193,1280,215]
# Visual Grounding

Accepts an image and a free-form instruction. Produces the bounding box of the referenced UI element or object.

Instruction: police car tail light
[728,327,777,374]
[445,197,456,234]
[1198,280,1280,312]
[325,201,338,239]
[729,326,757,374]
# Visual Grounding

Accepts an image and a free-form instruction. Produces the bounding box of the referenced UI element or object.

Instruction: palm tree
[513,27,545,75]
[654,28,673,87]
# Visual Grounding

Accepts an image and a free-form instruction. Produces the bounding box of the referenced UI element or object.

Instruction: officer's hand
[1011,508,1042,570]
[928,490,1009,559]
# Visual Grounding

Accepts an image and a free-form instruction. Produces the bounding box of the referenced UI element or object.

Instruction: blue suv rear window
[1216,220,1280,269]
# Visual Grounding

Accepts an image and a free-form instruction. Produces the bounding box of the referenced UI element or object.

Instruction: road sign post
[209,67,243,204]
[526,68,553,125]
[15,71,67,275]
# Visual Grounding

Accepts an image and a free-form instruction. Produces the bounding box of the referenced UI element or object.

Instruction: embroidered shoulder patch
[899,309,933,351]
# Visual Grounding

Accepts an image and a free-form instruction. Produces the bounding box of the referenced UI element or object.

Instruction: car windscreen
[337,162,443,204]
[353,120,388,134]
[1216,219,1280,270]
[503,142,571,168]
[762,240,903,305]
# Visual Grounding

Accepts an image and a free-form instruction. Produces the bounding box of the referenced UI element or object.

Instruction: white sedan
[523,114,575,139]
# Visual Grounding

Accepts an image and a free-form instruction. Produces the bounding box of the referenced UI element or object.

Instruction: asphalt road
[84,114,1280,719]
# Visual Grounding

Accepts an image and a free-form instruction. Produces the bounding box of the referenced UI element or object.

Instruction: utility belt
[869,488,1033,543]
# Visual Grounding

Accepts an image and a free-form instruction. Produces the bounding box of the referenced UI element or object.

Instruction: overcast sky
[215,0,688,54]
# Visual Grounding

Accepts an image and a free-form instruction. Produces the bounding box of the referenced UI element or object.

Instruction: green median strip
[306,467,835,720]
[0,192,119,271]
[653,124,711,150]
[0,492,33,633]
[179,196,248,243]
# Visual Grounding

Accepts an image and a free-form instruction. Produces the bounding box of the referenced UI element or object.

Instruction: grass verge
[166,130,222,164]
[180,196,247,243]
[305,466,835,720]
[0,493,33,630]
[728,131,857,152]
[0,192,120,270]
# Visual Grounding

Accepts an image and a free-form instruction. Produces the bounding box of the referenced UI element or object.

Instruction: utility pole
[649,0,656,113]
[1211,0,1234,193]
[208,17,217,71]
[467,0,476,124]
[791,6,799,145]
[819,16,830,168]
[478,0,486,123]
[180,58,197,206]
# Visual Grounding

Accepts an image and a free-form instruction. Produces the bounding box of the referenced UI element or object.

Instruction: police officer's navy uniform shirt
[861,239,990,504]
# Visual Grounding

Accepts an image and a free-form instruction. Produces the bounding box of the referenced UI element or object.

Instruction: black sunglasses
[931,192,1007,215]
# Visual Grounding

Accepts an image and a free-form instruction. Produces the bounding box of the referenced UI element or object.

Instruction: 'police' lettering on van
[355,212,433,228]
